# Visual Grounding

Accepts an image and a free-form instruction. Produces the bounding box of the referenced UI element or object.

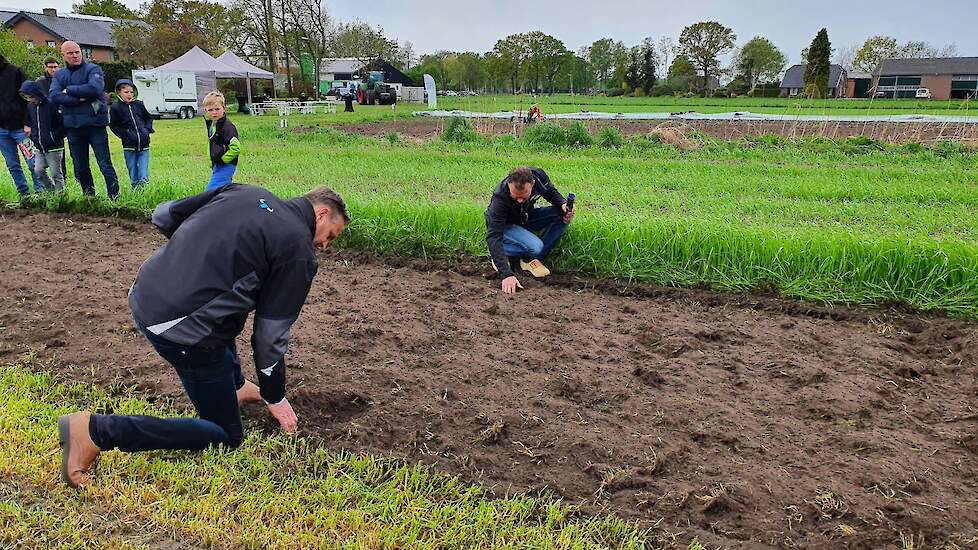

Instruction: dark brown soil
[336,118,978,144]
[1,210,977,549]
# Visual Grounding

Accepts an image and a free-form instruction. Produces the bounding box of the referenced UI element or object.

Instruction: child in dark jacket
[202,91,240,191]
[19,79,66,191]
[109,79,153,188]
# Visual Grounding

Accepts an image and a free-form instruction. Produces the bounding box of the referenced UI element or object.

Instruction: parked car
[445,90,459,97]
[915,87,931,99]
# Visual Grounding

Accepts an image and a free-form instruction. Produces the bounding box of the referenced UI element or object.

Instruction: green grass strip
[0,356,650,549]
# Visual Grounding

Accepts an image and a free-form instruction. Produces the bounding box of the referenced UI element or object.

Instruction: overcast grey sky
[14,0,978,64]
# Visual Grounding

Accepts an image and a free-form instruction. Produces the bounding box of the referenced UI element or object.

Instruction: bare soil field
[1,210,976,549]
[336,118,978,144]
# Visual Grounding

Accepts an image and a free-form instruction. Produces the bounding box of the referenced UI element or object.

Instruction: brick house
[872,58,978,99]
[2,7,146,62]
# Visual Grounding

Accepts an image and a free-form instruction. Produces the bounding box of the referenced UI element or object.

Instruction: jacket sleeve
[221,123,240,163]
[65,66,104,99]
[150,187,226,238]
[486,197,513,278]
[251,256,318,404]
[108,104,126,139]
[143,104,154,133]
[533,167,566,207]
[15,69,28,127]
[49,74,81,107]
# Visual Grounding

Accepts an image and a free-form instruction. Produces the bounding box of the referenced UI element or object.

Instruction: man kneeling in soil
[57,184,350,488]
[486,166,575,294]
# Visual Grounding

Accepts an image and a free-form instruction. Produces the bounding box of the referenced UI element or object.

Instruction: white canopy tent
[216,50,274,105]
[153,46,272,108]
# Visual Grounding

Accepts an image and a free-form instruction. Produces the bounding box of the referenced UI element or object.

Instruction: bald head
[61,41,82,67]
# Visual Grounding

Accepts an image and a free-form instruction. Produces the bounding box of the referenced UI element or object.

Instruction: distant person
[109,79,154,188]
[38,56,68,179]
[343,89,355,112]
[0,54,38,197]
[57,184,351,489]
[486,166,575,294]
[49,41,119,199]
[203,91,240,191]
[19,80,66,192]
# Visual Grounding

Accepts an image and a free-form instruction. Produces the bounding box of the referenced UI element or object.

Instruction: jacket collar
[284,197,316,239]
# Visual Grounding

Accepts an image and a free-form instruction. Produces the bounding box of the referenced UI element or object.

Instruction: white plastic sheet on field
[414,110,978,124]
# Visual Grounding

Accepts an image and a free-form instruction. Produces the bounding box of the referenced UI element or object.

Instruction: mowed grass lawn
[3,105,978,316]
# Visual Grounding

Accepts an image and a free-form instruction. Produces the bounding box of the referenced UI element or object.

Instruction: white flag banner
[423,74,437,109]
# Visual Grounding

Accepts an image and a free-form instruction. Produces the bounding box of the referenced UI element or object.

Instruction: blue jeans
[502,205,570,260]
[0,127,38,195]
[123,149,150,188]
[206,164,236,191]
[66,126,119,199]
[89,325,247,452]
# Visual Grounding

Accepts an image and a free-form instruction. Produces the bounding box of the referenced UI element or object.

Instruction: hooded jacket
[19,80,65,153]
[109,79,154,151]
[0,55,29,131]
[129,184,319,405]
[49,60,110,128]
[485,167,566,278]
[206,115,240,167]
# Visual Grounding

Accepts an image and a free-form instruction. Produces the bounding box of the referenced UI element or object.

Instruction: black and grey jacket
[129,184,319,404]
[485,167,566,278]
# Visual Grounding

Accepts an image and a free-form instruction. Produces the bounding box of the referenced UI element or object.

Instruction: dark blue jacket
[49,61,109,129]
[130,184,319,405]
[19,80,65,153]
[109,79,153,151]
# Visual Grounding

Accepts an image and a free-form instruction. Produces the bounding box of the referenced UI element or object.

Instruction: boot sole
[57,415,76,488]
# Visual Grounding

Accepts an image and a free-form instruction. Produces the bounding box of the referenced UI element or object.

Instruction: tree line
[64,0,961,99]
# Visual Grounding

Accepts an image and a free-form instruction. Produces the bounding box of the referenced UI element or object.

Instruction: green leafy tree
[735,36,786,92]
[488,33,528,94]
[72,0,135,19]
[0,29,59,78]
[522,31,569,94]
[328,20,399,68]
[666,54,696,91]
[852,35,898,73]
[114,0,238,67]
[678,21,736,93]
[558,54,594,93]
[584,37,627,89]
[803,28,831,98]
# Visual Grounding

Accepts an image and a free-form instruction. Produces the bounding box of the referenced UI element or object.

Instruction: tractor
[360,70,397,105]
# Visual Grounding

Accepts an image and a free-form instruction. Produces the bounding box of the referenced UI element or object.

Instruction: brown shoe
[58,411,101,489]
[520,259,551,278]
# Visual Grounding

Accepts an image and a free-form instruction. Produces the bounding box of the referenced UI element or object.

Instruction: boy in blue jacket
[109,79,154,188]
[19,80,66,191]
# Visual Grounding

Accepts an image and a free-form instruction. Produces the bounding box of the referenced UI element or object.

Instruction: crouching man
[486,166,575,294]
[57,183,350,489]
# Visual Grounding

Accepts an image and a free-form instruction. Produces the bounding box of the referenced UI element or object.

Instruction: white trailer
[131,70,199,119]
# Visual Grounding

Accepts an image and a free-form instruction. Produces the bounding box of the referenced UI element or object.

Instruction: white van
[131,70,199,119]
[915,87,931,99]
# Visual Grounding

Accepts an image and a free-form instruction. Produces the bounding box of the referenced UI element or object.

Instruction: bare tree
[285,0,332,99]
[227,0,276,73]
[656,36,675,80]
[834,43,858,71]
[328,20,399,69]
